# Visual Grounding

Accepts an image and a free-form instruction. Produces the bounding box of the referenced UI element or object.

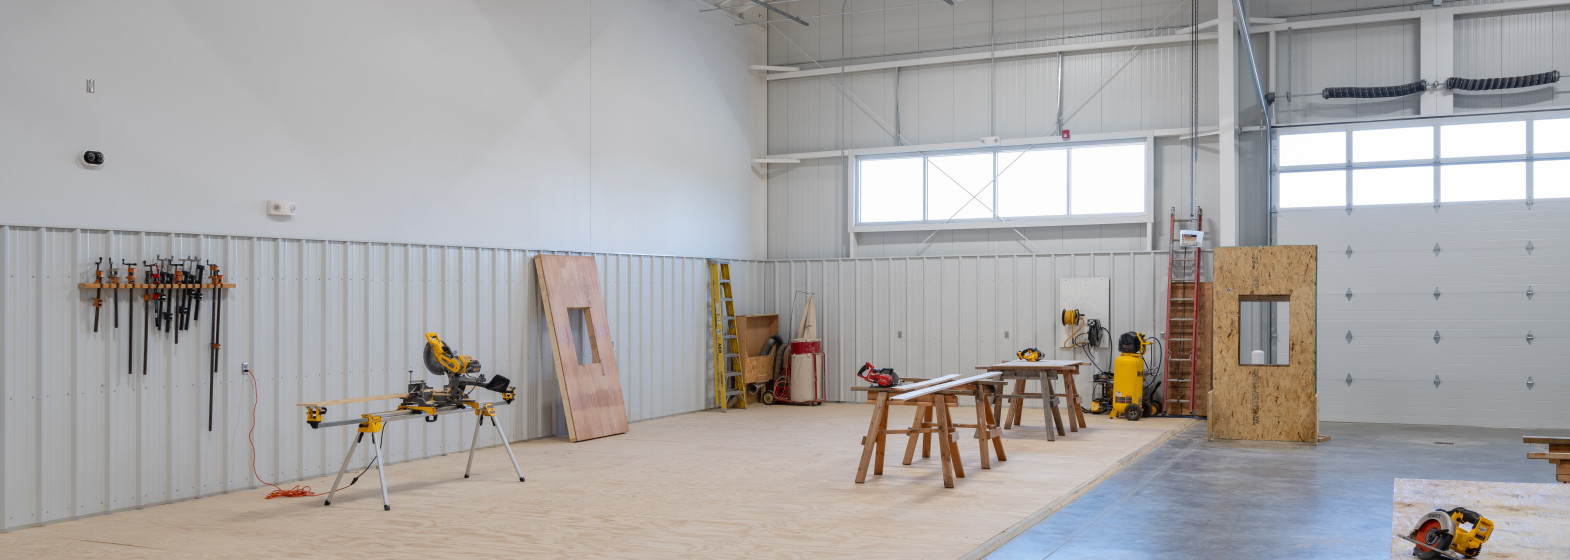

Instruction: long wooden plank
[849,374,961,393]
[975,360,1084,370]
[1528,452,1570,461]
[296,393,406,407]
[893,372,1001,401]
[1524,436,1570,445]
[535,255,628,442]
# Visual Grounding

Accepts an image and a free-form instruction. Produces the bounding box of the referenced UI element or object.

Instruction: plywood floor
[1390,478,1570,559]
[0,404,1190,559]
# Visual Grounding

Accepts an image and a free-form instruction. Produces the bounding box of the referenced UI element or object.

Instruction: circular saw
[1399,507,1493,560]
[402,333,513,412]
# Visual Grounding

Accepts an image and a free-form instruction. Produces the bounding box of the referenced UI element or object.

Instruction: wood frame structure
[1208,245,1318,443]
[535,255,628,442]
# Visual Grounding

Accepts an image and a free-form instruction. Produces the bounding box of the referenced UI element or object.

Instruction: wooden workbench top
[975,360,1086,370]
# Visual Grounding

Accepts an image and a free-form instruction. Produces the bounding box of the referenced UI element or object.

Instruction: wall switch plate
[267,200,296,217]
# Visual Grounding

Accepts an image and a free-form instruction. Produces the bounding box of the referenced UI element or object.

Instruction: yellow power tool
[1401,507,1493,559]
[1016,347,1043,362]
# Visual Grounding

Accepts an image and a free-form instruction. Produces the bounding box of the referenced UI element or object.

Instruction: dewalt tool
[1016,347,1043,362]
[301,332,522,510]
[91,258,104,332]
[1399,507,1493,559]
[855,362,900,388]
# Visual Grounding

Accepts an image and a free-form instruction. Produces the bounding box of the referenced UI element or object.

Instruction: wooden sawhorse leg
[855,392,890,483]
[1004,378,1026,429]
[1041,372,1063,439]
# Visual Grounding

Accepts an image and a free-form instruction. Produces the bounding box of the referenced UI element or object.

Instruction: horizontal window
[858,157,924,223]
[1278,170,1346,208]
[997,150,1067,217]
[1353,166,1432,206]
[1535,160,1570,199]
[1278,131,1345,166]
[1441,121,1525,158]
[1534,118,1570,154]
[1352,127,1432,163]
[1441,162,1525,202]
[1070,144,1146,215]
[855,141,1147,227]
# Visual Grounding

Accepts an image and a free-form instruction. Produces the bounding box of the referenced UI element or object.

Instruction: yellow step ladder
[708,260,745,410]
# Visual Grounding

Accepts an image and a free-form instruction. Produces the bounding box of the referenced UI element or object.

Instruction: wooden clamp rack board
[79,282,237,289]
[1524,436,1570,483]
[295,393,526,511]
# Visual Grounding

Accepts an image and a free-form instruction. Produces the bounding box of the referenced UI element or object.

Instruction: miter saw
[400,332,515,414]
[1398,507,1494,560]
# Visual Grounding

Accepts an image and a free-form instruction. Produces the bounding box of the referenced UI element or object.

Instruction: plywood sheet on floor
[1390,477,1570,559]
[0,404,1190,559]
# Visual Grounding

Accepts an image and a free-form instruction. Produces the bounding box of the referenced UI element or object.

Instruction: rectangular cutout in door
[1238,296,1290,366]
[569,307,599,365]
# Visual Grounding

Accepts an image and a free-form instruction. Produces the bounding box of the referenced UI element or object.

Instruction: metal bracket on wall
[1433,287,1442,301]
[1345,288,1353,301]
[1345,373,1353,386]
[1433,243,1442,257]
[1526,331,1535,345]
[1433,375,1442,388]
[1526,240,1534,255]
[1527,376,1535,390]
[1345,245,1353,258]
[1346,330,1354,344]
[1433,331,1442,344]
[1526,286,1535,300]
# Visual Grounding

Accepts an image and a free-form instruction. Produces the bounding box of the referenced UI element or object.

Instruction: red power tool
[856,362,901,388]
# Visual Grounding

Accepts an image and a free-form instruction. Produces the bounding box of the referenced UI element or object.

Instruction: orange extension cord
[245,367,361,499]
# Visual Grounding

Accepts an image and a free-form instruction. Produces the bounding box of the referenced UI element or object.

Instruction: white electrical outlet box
[266,200,296,217]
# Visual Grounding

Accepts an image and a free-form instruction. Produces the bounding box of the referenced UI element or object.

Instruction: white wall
[0,0,766,259]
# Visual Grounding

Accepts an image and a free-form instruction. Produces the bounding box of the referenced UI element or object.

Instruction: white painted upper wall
[0,0,767,259]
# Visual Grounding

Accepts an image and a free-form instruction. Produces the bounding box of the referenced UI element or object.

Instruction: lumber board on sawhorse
[893,372,1000,401]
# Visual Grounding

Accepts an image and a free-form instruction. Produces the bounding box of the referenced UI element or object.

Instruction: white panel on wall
[0,225,718,531]
[1275,19,1421,124]
[1058,277,1110,349]
[1277,201,1570,429]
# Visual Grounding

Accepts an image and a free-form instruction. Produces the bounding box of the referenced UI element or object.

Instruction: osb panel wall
[1208,246,1318,443]
[1192,282,1213,417]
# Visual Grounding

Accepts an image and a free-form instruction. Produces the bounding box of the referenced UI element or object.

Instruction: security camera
[80,151,104,169]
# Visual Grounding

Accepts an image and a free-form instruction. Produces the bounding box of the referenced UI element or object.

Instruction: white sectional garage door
[1275,115,1570,429]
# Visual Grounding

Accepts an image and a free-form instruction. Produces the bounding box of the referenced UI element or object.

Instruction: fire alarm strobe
[267,200,297,217]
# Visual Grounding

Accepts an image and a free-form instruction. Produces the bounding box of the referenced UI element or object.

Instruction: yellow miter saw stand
[1403,507,1493,560]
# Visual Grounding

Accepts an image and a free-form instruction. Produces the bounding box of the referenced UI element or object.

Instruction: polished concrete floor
[987,421,1570,560]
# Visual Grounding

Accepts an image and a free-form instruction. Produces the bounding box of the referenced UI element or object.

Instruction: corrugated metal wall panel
[1274,19,1421,124]
[756,251,1169,408]
[763,0,1222,259]
[0,226,717,530]
[1453,5,1570,113]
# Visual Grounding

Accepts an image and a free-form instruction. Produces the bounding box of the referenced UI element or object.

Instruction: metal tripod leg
[372,433,390,510]
[464,413,484,478]
[324,432,363,506]
[491,417,526,482]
